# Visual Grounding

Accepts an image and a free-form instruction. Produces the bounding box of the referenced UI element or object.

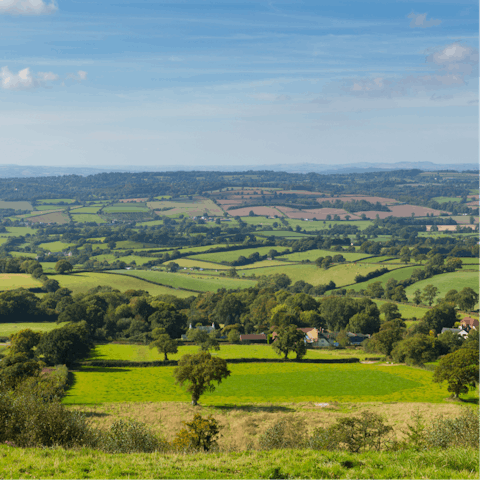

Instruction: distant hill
[0,162,477,178]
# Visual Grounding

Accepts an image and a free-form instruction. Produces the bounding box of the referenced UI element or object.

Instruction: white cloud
[0,66,34,90]
[0,0,57,15]
[0,66,63,90]
[408,12,441,29]
[426,42,478,75]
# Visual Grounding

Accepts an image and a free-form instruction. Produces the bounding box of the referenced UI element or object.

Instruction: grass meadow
[372,300,431,320]
[0,274,41,291]
[348,266,419,292]
[88,344,374,362]
[52,273,194,297]
[276,249,370,262]
[1,445,477,479]
[111,270,257,292]
[405,270,479,301]
[190,246,288,264]
[71,214,107,224]
[64,363,461,405]
[245,263,401,287]
[0,322,68,337]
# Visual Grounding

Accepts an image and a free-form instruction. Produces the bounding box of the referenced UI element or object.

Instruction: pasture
[0,200,33,210]
[63,363,458,405]
[36,198,75,204]
[190,246,290,263]
[348,266,419,292]
[247,263,401,287]
[51,272,194,297]
[0,322,68,337]
[38,241,74,252]
[0,274,41,291]
[25,212,70,224]
[277,249,370,262]
[70,206,103,214]
[110,270,257,292]
[405,270,479,300]
[103,206,150,213]
[373,300,430,320]
[88,344,374,362]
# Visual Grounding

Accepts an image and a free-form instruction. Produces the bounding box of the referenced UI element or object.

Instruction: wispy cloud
[0,0,57,15]
[407,12,441,29]
[345,42,478,98]
[0,66,86,90]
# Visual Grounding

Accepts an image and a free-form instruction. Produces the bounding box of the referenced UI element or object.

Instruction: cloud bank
[0,0,57,15]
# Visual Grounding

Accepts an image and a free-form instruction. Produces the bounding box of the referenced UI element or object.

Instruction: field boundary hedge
[77,357,360,368]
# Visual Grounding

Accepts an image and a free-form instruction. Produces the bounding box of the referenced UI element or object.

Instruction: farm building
[461,317,479,329]
[239,334,267,344]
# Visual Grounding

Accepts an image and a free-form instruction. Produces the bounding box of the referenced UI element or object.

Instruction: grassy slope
[191,246,289,263]
[52,273,194,297]
[405,270,479,299]
[347,266,419,292]
[0,274,41,291]
[0,322,68,337]
[109,270,257,292]
[372,300,431,320]
[246,263,402,287]
[0,446,477,479]
[277,249,370,262]
[64,363,463,405]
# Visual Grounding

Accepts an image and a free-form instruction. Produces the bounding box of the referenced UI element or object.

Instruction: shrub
[172,414,221,452]
[101,419,166,453]
[259,417,307,450]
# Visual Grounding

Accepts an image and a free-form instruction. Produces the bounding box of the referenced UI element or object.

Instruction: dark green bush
[259,417,307,450]
[172,414,221,452]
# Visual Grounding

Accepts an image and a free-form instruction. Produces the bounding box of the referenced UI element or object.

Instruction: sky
[0,0,478,168]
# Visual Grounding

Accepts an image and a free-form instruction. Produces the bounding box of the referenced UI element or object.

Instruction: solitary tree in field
[422,285,438,306]
[272,324,306,360]
[149,328,178,361]
[55,259,73,274]
[433,348,479,398]
[174,352,231,405]
[412,289,422,305]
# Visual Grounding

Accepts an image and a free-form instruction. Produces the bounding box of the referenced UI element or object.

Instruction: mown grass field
[71,214,107,223]
[0,274,41,291]
[277,249,370,262]
[110,270,257,292]
[64,363,461,405]
[247,263,401,287]
[0,322,68,337]
[0,200,33,210]
[103,206,150,213]
[38,241,74,252]
[88,344,374,362]
[190,246,290,264]
[373,300,430,320]
[91,254,159,265]
[405,270,479,300]
[1,446,477,479]
[36,198,75,204]
[51,273,194,297]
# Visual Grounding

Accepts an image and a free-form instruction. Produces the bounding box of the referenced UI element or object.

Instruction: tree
[422,303,458,334]
[43,278,60,293]
[347,311,381,335]
[186,328,220,352]
[455,287,479,311]
[8,329,42,358]
[367,320,405,356]
[0,354,42,390]
[437,330,463,355]
[272,324,306,360]
[391,334,438,366]
[412,289,422,305]
[166,262,180,273]
[227,329,240,344]
[149,328,178,361]
[174,352,231,405]
[433,349,479,398]
[422,285,438,306]
[54,259,73,274]
[379,303,401,322]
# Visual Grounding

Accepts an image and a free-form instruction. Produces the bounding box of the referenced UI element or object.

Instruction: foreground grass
[0,446,477,479]
[64,363,465,405]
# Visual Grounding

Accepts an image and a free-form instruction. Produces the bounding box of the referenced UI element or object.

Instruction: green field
[373,300,431,321]
[89,344,373,362]
[109,270,257,292]
[91,254,158,265]
[246,263,401,287]
[51,272,195,297]
[34,205,68,211]
[175,258,285,271]
[36,198,75,204]
[103,206,151,213]
[405,270,479,301]
[0,322,68,337]
[191,246,290,264]
[277,249,370,262]
[70,206,102,214]
[348,267,419,292]
[0,200,33,210]
[432,196,462,203]
[38,241,74,252]
[64,363,458,405]
[0,274,41,291]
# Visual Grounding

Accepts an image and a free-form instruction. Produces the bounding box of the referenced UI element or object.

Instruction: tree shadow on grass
[72,367,131,373]
[460,397,479,405]
[82,411,110,418]
[212,404,295,413]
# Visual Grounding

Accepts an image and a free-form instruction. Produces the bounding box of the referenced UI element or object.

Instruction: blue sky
[0,0,478,168]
